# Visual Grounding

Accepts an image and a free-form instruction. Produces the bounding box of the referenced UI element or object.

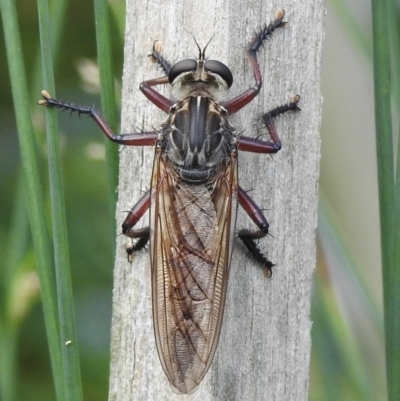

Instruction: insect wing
[150,149,238,394]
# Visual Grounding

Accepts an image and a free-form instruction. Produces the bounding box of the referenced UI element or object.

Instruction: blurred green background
[0,0,386,400]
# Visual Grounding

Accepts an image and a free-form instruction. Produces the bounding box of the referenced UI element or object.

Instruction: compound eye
[204,60,233,88]
[168,59,197,84]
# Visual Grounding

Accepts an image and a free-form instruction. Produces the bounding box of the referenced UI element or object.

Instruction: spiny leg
[122,190,151,261]
[236,95,300,276]
[148,40,173,76]
[139,40,176,113]
[39,91,154,260]
[38,90,158,146]
[236,94,300,153]
[224,9,287,115]
[237,186,274,277]
[262,94,301,149]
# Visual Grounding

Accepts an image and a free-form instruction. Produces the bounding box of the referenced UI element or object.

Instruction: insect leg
[122,190,151,260]
[224,9,286,115]
[236,95,300,154]
[148,40,173,75]
[139,76,174,113]
[139,40,176,113]
[39,90,158,146]
[238,186,274,277]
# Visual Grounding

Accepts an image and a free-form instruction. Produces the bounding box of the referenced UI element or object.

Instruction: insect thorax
[161,94,235,184]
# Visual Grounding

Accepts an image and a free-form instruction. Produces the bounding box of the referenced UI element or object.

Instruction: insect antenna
[201,36,214,59]
[188,32,214,60]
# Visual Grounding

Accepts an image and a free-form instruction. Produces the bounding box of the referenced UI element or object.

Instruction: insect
[39,9,300,394]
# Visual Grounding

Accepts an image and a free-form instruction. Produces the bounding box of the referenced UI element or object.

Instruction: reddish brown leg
[39,90,158,146]
[122,190,151,259]
[139,76,174,113]
[140,41,175,112]
[236,95,300,276]
[237,187,273,277]
[223,9,286,115]
[236,95,300,154]
[39,91,154,259]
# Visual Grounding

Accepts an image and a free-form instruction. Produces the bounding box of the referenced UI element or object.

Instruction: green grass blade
[371,0,398,399]
[94,0,119,244]
[386,0,400,110]
[30,0,68,103]
[388,0,400,391]
[391,119,400,401]
[0,174,30,401]
[0,326,18,401]
[372,0,394,200]
[0,0,65,400]
[37,0,83,400]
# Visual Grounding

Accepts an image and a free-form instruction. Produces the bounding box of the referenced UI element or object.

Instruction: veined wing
[150,149,238,394]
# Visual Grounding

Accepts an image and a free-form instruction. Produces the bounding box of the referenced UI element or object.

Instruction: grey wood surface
[108,0,324,399]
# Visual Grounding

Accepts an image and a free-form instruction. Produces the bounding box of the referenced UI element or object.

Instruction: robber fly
[39,9,300,394]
